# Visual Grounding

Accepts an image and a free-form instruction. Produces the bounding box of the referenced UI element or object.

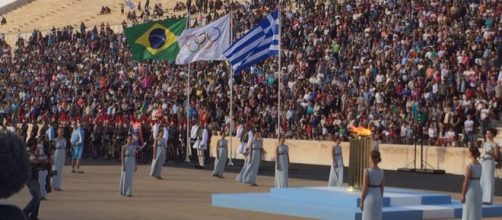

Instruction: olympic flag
[175,14,231,64]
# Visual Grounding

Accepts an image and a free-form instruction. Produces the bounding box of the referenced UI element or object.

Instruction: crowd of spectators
[0,0,501,151]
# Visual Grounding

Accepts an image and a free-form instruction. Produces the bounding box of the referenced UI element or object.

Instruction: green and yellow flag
[125,17,187,62]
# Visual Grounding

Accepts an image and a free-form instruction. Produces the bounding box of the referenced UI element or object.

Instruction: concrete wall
[15,123,476,175]
[209,136,472,175]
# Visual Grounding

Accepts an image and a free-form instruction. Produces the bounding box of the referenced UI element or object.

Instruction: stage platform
[212,186,502,220]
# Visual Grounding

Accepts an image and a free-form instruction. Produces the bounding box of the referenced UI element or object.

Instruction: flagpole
[228,11,235,166]
[185,12,191,163]
[277,4,282,142]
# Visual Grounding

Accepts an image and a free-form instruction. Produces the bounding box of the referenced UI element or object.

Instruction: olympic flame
[348,125,372,136]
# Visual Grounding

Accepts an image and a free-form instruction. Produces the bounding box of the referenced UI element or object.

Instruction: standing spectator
[79,22,86,34]
[428,123,438,145]
[464,115,475,146]
[35,137,49,200]
[169,122,182,161]
[193,122,209,169]
[446,126,457,147]
[70,122,85,174]
[24,144,42,219]
[190,120,200,167]
[479,104,490,137]
[46,122,56,142]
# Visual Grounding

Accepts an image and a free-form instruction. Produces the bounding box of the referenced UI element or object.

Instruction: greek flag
[224,10,279,74]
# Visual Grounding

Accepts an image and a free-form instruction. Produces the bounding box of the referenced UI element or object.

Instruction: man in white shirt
[400,123,408,144]
[464,114,474,145]
[480,105,490,137]
[193,123,208,169]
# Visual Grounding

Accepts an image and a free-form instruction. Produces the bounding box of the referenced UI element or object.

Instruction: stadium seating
[1,0,182,35]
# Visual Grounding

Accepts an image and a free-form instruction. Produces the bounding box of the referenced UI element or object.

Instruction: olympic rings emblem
[183,27,221,53]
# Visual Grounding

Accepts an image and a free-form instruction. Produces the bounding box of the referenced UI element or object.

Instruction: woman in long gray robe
[461,147,482,220]
[275,136,289,188]
[328,135,343,186]
[361,151,384,220]
[480,128,500,205]
[120,135,137,197]
[150,129,167,179]
[236,129,253,183]
[51,128,66,191]
[235,154,248,183]
[212,131,228,177]
[243,131,262,186]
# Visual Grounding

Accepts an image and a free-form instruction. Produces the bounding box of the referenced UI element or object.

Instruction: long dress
[51,138,66,189]
[235,143,249,183]
[275,144,289,188]
[120,144,136,196]
[462,163,482,220]
[243,140,262,185]
[480,142,495,204]
[328,144,343,186]
[362,168,384,220]
[236,131,253,182]
[150,138,167,177]
[212,139,228,176]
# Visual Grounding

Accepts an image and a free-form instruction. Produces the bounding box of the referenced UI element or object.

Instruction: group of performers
[77,123,502,220]
[23,120,499,220]
[119,120,290,197]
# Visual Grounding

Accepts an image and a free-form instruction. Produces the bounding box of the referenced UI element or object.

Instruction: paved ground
[2,161,502,220]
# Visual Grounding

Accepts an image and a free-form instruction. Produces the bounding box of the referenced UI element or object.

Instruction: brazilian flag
[125,17,187,62]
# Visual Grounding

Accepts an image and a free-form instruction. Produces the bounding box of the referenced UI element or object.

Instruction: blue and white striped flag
[224,10,279,74]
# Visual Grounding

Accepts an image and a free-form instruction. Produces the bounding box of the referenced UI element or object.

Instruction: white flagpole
[228,11,235,166]
[277,4,282,142]
[185,12,192,163]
